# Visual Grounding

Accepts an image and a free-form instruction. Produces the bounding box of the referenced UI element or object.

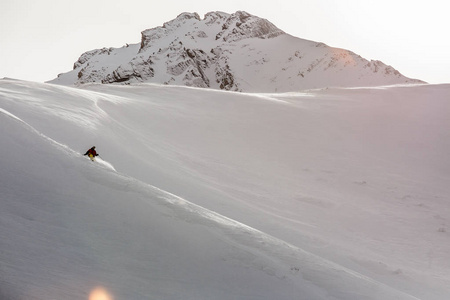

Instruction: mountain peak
[49,11,424,91]
[214,11,284,42]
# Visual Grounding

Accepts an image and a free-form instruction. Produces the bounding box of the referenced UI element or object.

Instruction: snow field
[1,79,449,299]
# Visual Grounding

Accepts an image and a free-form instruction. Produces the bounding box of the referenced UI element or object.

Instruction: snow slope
[49,11,423,91]
[1,79,449,299]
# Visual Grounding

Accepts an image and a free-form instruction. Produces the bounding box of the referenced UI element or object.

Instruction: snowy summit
[49,11,423,92]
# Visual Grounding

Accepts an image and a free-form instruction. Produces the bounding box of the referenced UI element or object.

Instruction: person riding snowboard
[84,146,99,161]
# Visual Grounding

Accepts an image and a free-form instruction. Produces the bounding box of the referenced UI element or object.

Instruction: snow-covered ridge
[48,11,423,91]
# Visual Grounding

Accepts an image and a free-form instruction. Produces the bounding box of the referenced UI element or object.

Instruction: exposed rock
[215,11,285,42]
[73,48,113,69]
[102,56,155,84]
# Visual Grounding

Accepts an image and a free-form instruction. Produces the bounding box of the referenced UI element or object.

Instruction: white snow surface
[1,79,449,299]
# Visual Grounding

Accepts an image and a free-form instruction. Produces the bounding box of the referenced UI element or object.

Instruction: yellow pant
[88,154,95,161]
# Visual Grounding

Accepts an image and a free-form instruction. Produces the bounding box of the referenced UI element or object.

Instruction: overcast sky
[1,0,449,84]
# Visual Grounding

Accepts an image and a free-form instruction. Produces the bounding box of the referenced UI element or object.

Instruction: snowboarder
[84,146,99,161]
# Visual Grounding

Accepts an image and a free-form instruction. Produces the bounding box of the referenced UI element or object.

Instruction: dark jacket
[84,147,98,157]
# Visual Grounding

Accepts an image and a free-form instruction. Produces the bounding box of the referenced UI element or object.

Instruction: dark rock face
[73,48,112,69]
[215,11,285,42]
[87,11,282,88]
[102,56,155,84]
[167,48,211,88]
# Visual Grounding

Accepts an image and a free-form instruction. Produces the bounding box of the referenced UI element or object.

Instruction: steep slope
[0,79,433,300]
[49,11,423,91]
[1,79,449,299]
[1,106,320,300]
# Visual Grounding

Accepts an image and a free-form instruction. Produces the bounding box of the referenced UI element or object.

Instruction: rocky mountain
[49,11,423,92]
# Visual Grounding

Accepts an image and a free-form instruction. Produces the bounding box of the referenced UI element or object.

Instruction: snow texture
[48,11,424,92]
[1,78,449,300]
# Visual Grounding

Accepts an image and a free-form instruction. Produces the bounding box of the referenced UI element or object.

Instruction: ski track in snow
[1,104,420,300]
[95,157,116,171]
[2,79,450,299]
[0,107,22,121]
[0,106,117,172]
[81,147,423,300]
[144,182,422,299]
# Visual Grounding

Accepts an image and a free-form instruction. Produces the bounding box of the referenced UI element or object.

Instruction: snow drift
[1,79,449,299]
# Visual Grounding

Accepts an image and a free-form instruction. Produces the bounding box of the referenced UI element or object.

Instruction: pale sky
[1,0,449,84]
